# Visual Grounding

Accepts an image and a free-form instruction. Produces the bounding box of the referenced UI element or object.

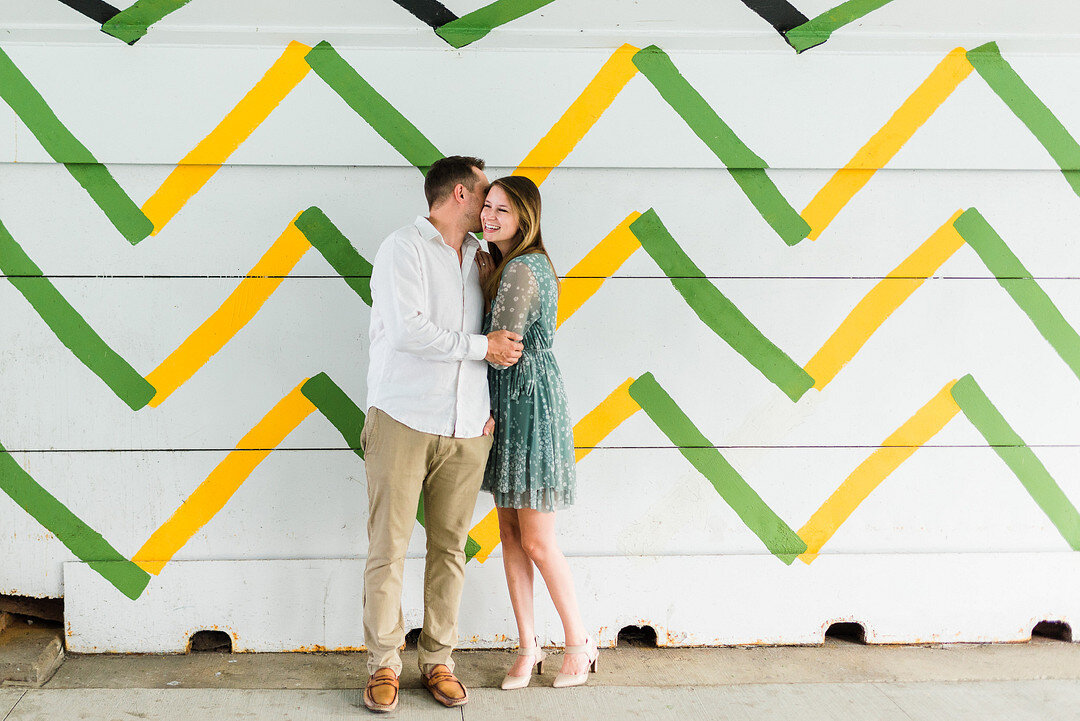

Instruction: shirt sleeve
[374,237,489,362]
[488,259,540,369]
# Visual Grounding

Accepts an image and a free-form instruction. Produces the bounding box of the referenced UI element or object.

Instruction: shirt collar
[415,216,479,249]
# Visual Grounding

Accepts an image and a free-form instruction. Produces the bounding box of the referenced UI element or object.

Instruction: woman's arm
[488,259,540,369]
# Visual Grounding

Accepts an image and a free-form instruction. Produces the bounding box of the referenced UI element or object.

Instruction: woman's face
[481,184,520,246]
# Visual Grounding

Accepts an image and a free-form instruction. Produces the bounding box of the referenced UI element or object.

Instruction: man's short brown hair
[424,155,485,208]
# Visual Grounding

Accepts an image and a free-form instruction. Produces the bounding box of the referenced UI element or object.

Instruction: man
[360,156,523,713]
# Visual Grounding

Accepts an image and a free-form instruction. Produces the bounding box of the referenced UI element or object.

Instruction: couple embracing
[360,156,596,712]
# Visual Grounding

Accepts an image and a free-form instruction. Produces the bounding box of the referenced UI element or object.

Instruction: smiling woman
[480,176,558,306]
[477,176,598,689]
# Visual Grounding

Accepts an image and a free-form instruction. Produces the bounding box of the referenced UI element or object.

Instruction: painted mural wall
[2,0,1080,651]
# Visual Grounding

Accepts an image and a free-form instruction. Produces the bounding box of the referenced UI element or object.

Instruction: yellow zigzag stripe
[471,376,967,563]
[467,377,641,561]
[130,44,642,404]
[514,43,641,186]
[468,508,502,564]
[796,380,961,564]
[130,375,641,572]
[144,215,312,407]
[538,46,972,338]
[141,40,312,234]
[132,379,316,575]
[124,373,962,570]
[572,378,641,462]
[803,210,966,390]
[144,210,626,408]
[801,48,974,240]
[560,207,968,393]
[135,41,966,247]
[557,212,642,327]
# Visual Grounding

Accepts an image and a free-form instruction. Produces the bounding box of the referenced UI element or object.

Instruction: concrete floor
[4,682,1080,720]
[3,636,1080,719]
[40,635,1080,689]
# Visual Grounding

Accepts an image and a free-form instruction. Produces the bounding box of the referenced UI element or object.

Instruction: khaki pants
[360,408,492,675]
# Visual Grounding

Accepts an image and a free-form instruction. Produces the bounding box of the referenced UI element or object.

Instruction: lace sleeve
[489,258,540,368]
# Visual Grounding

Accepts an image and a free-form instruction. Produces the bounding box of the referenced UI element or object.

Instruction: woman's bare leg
[516,508,590,675]
[498,507,540,676]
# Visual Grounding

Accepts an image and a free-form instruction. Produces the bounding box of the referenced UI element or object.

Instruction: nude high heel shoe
[552,636,599,688]
[501,636,547,690]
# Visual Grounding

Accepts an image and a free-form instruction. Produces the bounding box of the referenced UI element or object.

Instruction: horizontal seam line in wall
[61,551,1080,563]
[2,162,1079,171]
[7,444,1080,453]
[3,276,1077,281]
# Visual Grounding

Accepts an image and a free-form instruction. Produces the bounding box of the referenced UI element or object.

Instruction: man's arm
[374,238,521,364]
[374,238,486,361]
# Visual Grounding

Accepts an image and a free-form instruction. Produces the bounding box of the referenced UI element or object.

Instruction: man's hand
[483,414,495,436]
[475,250,495,283]
[486,330,523,366]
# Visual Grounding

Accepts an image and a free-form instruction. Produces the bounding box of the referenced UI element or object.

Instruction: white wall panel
[3,2,1080,650]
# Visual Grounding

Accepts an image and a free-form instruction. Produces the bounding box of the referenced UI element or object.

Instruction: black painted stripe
[390,0,459,29]
[738,0,809,35]
[56,0,121,25]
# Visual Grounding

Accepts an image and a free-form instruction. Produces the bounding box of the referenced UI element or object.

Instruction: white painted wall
[1,0,1079,650]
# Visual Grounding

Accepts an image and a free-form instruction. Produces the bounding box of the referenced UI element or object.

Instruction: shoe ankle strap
[564,639,594,654]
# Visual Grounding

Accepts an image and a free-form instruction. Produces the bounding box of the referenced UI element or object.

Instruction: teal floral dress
[481,253,576,511]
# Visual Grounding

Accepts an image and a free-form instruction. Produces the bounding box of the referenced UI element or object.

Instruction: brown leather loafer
[421,664,468,707]
[363,667,399,713]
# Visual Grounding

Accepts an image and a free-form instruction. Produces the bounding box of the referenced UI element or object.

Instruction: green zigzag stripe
[628,372,807,564]
[295,207,374,306]
[435,0,558,49]
[304,41,444,174]
[0,218,155,411]
[301,372,366,459]
[0,47,152,244]
[0,210,371,410]
[101,0,194,44]
[953,208,1080,384]
[92,0,554,47]
[631,45,811,247]
[785,0,899,54]
[630,209,815,402]
[0,440,150,600]
[967,41,1080,200]
[951,374,1080,550]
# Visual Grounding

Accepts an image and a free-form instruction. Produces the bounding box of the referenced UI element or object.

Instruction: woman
[479,175,598,690]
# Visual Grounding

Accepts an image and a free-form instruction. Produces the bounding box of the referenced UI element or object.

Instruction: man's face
[463,168,489,233]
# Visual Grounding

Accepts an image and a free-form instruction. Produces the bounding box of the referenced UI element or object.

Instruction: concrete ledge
[65,554,1080,653]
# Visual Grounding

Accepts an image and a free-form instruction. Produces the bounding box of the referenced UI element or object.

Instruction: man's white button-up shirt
[366,216,490,438]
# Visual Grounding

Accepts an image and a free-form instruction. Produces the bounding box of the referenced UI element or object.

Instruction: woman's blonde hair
[481,175,558,305]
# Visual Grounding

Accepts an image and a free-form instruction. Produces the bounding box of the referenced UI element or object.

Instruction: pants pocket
[360,409,376,454]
